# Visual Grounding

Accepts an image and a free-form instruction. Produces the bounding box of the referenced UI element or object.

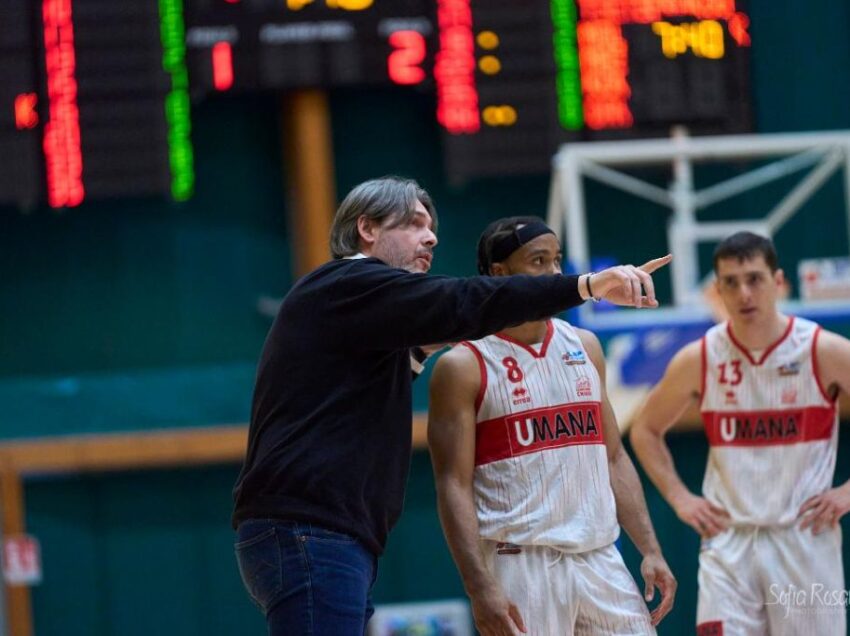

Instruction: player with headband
[429,216,676,636]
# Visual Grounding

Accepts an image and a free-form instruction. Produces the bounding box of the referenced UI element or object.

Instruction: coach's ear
[356,215,380,252]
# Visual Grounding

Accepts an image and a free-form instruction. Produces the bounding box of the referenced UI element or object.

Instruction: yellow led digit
[476,31,499,50]
[698,20,725,59]
[326,0,374,9]
[287,0,315,9]
[653,20,725,59]
[482,105,517,127]
[479,55,501,75]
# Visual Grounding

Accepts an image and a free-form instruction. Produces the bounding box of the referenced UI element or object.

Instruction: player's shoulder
[676,337,703,359]
[433,343,481,376]
[430,344,482,397]
[815,327,850,355]
[666,339,703,375]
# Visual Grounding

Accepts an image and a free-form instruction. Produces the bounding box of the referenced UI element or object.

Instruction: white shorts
[481,540,655,636]
[697,525,846,636]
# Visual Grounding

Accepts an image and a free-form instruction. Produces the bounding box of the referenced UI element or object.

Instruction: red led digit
[212,41,234,91]
[42,0,84,208]
[14,93,38,129]
[434,0,479,134]
[728,12,751,47]
[387,30,426,86]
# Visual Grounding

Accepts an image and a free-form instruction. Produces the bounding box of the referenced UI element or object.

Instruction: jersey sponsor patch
[475,402,604,465]
[777,360,801,376]
[561,350,586,365]
[702,406,835,447]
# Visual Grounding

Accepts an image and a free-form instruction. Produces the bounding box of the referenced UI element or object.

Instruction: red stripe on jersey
[475,402,604,466]
[702,406,836,447]
[460,342,488,414]
[699,336,707,409]
[812,327,835,403]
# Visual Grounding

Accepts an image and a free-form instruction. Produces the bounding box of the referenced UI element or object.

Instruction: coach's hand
[583,254,672,308]
[640,553,677,626]
[470,583,527,636]
[799,484,850,535]
[671,491,731,538]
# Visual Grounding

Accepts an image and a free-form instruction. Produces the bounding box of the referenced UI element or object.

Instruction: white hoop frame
[547,129,850,330]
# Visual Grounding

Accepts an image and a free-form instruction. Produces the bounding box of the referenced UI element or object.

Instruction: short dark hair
[329,176,437,259]
[476,215,547,275]
[713,231,779,272]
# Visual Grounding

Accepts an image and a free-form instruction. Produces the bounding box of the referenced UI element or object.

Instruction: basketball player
[630,231,850,635]
[428,217,676,636]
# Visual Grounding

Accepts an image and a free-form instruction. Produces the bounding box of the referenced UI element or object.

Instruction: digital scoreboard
[0,0,752,208]
[440,0,753,179]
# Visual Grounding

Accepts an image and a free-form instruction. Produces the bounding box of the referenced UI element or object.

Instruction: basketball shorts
[697,524,846,636]
[481,540,655,636]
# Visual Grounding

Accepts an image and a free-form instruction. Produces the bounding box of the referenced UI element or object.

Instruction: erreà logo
[507,403,603,456]
[512,386,532,406]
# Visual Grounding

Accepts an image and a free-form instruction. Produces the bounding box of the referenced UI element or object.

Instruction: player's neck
[500,320,549,345]
[729,312,790,351]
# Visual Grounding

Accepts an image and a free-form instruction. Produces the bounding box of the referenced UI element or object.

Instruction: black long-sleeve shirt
[232,257,585,555]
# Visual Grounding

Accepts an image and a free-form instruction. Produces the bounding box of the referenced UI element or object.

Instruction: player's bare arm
[428,347,527,636]
[630,341,731,538]
[578,329,677,626]
[799,330,850,534]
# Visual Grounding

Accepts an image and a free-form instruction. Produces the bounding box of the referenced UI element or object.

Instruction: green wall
[2,0,850,633]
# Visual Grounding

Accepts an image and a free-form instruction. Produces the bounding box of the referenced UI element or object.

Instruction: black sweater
[232,257,585,555]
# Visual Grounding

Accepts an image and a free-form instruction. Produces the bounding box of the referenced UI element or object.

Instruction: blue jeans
[235,519,377,635]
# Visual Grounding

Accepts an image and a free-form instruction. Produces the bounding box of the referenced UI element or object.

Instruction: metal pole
[669,127,699,306]
[565,154,589,272]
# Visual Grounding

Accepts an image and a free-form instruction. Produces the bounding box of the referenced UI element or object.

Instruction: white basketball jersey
[463,319,619,552]
[700,316,838,526]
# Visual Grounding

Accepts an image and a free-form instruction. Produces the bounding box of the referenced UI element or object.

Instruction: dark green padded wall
[1,94,291,377]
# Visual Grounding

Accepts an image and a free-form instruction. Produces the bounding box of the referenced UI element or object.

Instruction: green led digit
[551,0,583,130]
[158,0,195,201]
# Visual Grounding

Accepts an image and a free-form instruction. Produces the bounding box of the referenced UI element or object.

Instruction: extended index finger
[639,254,673,274]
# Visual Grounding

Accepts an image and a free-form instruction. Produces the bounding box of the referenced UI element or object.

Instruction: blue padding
[619,326,709,386]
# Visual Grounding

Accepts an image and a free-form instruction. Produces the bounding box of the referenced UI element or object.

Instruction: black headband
[487,221,556,269]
